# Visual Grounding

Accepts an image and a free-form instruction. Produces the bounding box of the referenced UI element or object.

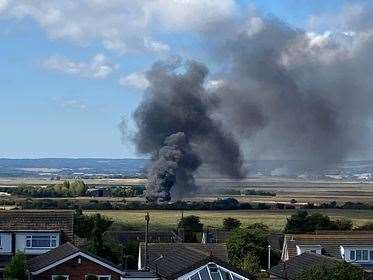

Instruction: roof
[283,231,373,260]
[271,252,340,280]
[169,257,257,280]
[105,231,182,244]
[139,243,228,279]
[28,242,123,275]
[0,210,74,242]
[27,242,80,272]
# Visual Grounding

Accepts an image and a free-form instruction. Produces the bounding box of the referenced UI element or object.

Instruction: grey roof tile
[139,243,228,278]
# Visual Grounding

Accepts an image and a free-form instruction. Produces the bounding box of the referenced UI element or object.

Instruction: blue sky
[0,0,359,158]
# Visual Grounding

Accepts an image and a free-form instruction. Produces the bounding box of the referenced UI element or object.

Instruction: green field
[86,209,373,231]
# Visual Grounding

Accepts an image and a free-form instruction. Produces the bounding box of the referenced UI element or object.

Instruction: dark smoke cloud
[133,58,244,202]
[208,11,373,166]
[128,4,373,201]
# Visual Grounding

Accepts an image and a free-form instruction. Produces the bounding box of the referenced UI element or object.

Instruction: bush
[178,215,203,232]
[5,252,27,280]
[284,211,353,233]
[223,217,241,231]
[299,261,363,280]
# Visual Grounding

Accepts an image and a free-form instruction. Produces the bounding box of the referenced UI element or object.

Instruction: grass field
[86,209,373,231]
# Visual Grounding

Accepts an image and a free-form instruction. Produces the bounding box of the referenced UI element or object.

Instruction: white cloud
[1,0,237,54]
[0,0,9,13]
[119,72,149,90]
[144,36,169,52]
[42,53,117,79]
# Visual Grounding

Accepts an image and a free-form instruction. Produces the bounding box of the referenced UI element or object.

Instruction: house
[270,252,341,280]
[137,243,256,280]
[281,231,373,274]
[105,231,182,245]
[27,242,158,280]
[0,210,74,277]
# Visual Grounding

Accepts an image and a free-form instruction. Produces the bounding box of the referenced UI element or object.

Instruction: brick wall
[33,255,121,280]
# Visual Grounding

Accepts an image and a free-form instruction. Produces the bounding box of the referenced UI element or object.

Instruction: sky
[0,0,368,158]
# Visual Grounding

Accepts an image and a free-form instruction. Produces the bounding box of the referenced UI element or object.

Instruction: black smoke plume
[133,58,244,202]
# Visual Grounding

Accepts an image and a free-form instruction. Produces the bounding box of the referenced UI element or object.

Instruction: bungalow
[281,231,373,275]
[27,242,159,280]
[0,210,74,277]
[270,252,341,280]
[138,243,256,280]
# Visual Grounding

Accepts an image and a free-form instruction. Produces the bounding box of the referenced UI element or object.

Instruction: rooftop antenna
[144,212,150,269]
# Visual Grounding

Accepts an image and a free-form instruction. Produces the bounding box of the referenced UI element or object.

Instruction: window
[85,276,111,280]
[370,251,373,260]
[52,275,69,280]
[199,268,210,280]
[363,250,369,261]
[191,273,200,280]
[350,250,356,260]
[356,250,362,261]
[25,235,57,249]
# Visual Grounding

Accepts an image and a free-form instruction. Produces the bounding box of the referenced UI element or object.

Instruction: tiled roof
[28,242,123,274]
[283,231,373,259]
[0,210,74,243]
[139,243,228,278]
[105,231,181,244]
[27,242,79,272]
[271,252,340,280]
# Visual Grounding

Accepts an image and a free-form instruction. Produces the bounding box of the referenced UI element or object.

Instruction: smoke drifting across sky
[131,4,373,202]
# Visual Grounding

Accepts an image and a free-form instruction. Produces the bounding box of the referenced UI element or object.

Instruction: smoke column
[133,58,244,202]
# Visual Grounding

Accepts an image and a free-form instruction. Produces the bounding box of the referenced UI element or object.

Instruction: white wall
[342,246,373,262]
[0,233,12,254]
[15,233,60,255]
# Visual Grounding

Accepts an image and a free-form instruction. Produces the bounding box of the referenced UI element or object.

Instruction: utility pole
[268,245,271,272]
[144,212,150,269]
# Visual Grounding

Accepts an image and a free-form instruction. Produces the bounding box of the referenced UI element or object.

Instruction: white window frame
[52,275,69,280]
[25,234,58,249]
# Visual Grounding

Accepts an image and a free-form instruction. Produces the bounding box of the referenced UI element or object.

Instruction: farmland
[86,209,373,231]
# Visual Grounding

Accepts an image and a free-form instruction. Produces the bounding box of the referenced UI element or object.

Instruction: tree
[298,261,363,280]
[223,217,241,231]
[227,224,279,270]
[238,254,261,274]
[178,215,203,232]
[284,211,353,233]
[5,252,27,280]
[178,215,203,242]
[90,214,105,256]
[74,210,112,238]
